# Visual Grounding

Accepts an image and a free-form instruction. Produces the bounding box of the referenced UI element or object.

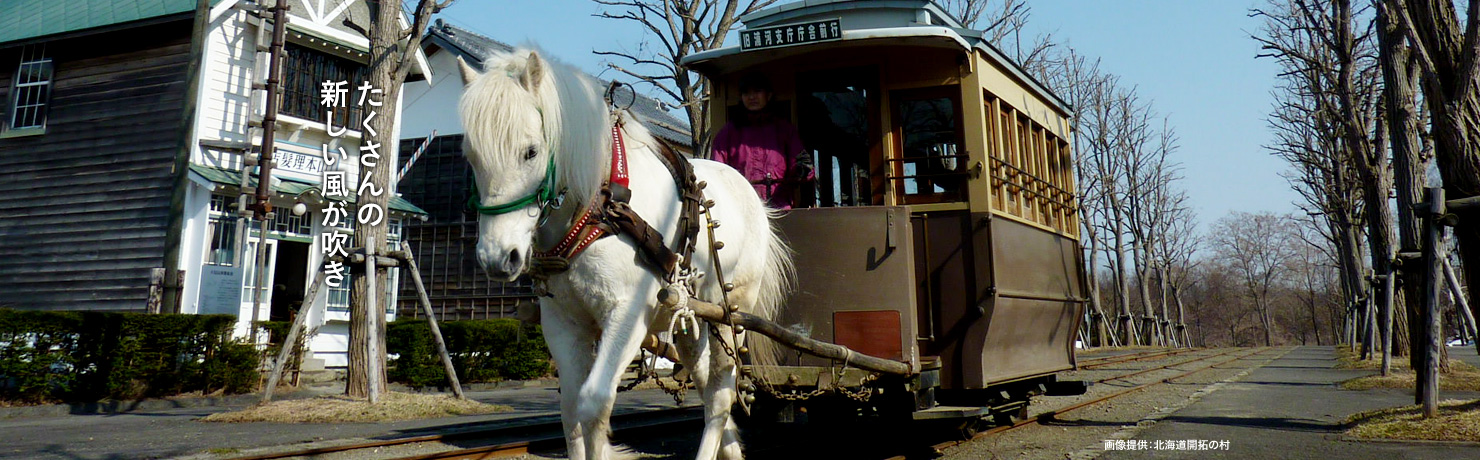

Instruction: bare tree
[940,0,1056,77]
[594,0,779,156]
[1376,0,1429,376]
[1291,214,1345,345]
[1155,186,1199,348]
[1043,49,1117,346]
[346,0,454,399]
[1212,212,1299,346]
[1256,0,1380,354]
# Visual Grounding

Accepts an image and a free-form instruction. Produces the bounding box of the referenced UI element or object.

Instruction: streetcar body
[682,0,1087,424]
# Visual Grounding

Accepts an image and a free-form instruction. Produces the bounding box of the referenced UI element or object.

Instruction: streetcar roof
[681,0,1072,116]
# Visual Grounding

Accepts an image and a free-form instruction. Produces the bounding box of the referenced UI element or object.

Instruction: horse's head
[458,51,557,281]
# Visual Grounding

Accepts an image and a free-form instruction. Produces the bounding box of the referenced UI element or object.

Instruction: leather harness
[531,119,703,280]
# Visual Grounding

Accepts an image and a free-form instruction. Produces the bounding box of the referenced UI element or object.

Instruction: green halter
[468,154,557,215]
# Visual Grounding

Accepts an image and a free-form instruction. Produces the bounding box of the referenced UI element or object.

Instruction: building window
[207,195,239,266]
[281,42,365,129]
[326,218,402,314]
[8,44,52,132]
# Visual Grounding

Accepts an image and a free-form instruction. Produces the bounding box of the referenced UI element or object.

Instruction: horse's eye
[524,147,538,160]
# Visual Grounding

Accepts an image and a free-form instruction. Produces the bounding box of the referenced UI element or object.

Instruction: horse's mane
[461,49,659,207]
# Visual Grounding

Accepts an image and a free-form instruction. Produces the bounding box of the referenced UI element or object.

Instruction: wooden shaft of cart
[657,286,913,376]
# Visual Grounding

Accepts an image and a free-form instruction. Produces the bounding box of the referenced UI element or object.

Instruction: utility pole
[247,0,289,347]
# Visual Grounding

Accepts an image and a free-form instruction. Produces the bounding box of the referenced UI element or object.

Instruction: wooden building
[0,0,430,368]
[395,20,693,320]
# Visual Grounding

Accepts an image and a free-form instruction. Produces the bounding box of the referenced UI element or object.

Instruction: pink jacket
[711,118,812,209]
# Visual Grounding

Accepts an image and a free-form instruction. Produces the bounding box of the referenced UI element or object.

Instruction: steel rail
[886,347,1285,460]
[226,406,701,460]
[392,407,703,460]
[1087,348,1240,384]
[1077,348,1196,369]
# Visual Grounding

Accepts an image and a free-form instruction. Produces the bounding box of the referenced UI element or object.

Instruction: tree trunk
[348,0,413,399]
[1112,215,1137,345]
[1134,246,1157,346]
[1378,2,1425,368]
[1086,234,1111,346]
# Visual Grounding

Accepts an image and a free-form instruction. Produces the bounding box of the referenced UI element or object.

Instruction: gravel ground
[498,348,1282,460]
[940,347,1288,460]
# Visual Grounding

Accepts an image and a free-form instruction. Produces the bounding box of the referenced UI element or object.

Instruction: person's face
[741,87,771,112]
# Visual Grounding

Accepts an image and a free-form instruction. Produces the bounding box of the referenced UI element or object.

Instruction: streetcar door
[796,67,880,207]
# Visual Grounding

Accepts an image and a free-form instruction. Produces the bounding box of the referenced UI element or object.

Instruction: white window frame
[6,44,52,135]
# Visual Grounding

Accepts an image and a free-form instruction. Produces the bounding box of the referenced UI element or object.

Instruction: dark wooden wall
[396,135,536,320]
[0,20,193,311]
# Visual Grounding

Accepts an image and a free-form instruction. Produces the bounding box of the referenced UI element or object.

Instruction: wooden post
[261,268,328,403]
[1360,286,1374,360]
[1442,257,1480,356]
[365,239,381,404]
[147,268,166,314]
[1381,268,1396,376]
[1421,187,1443,418]
[397,243,464,399]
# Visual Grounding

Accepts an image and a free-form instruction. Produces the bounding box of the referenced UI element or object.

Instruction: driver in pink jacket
[711,74,815,210]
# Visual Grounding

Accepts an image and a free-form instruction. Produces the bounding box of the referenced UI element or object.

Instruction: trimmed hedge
[0,309,258,403]
[387,318,550,388]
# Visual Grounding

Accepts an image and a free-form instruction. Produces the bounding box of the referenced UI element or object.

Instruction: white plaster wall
[400,50,466,137]
[177,182,214,315]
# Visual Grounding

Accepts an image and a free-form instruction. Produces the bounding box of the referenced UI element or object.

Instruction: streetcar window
[891,87,965,204]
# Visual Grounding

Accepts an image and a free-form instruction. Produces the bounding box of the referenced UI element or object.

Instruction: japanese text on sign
[739,18,841,50]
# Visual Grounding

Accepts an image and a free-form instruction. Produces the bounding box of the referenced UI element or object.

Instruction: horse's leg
[674,324,742,460]
[542,303,597,460]
[575,280,657,460]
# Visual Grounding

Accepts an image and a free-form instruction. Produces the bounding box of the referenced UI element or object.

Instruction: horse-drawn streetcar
[459,0,1087,456]
[681,0,1089,427]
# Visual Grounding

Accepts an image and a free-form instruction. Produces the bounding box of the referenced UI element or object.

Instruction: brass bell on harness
[738,346,749,355]
[713,241,726,250]
[734,325,745,334]
[723,282,735,291]
[709,220,721,229]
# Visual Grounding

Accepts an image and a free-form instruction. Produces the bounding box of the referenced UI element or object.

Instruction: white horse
[457,50,793,460]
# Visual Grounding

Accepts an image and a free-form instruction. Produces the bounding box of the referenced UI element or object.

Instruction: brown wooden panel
[773,206,918,368]
[834,310,903,361]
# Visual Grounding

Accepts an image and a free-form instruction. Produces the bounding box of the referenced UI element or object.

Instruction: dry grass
[1346,399,1480,442]
[201,392,511,423]
[1338,351,1480,391]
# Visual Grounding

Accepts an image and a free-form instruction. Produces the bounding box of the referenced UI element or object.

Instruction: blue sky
[434,1,1300,226]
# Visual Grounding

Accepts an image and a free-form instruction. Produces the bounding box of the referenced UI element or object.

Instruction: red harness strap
[533,123,630,261]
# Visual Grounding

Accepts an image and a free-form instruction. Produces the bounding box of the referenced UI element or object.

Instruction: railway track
[885,346,1286,460]
[226,406,702,460]
[1077,347,1198,369]
[228,348,1265,460]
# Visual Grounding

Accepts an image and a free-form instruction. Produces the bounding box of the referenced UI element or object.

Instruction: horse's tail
[745,206,796,369]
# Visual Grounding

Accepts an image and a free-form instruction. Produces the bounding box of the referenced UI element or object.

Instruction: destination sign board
[740,18,842,51]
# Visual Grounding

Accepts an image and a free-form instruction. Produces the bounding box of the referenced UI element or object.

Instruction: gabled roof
[425,20,694,149]
[0,0,223,46]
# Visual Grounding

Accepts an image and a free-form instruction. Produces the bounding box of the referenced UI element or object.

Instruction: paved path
[1450,345,1480,369]
[1101,346,1480,460]
[1,386,692,460]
